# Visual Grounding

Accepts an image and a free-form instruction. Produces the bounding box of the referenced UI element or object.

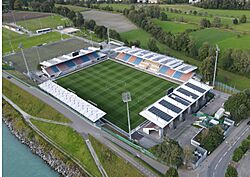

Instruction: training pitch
[57,60,176,132]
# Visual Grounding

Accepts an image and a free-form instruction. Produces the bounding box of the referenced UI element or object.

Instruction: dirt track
[81,10,137,33]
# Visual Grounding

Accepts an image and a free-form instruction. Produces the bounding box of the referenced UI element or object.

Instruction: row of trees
[195,0,250,10]
[232,137,250,162]
[224,89,250,123]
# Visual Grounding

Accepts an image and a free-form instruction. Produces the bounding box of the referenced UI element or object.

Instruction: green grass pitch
[56,60,176,131]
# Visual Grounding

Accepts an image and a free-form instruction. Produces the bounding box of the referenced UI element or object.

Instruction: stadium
[38,43,212,140]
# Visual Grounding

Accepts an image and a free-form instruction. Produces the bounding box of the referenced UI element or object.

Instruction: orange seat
[180,72,193,81]
[166,69,175,77]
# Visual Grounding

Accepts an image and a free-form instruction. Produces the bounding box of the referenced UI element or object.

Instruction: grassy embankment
[55,4,89,12]
[31,119,102,177]
[89,135,144,177]
[2,78,70,123]
[2,28,69,54]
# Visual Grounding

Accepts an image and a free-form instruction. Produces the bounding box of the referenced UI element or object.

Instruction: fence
[215,81,240,94]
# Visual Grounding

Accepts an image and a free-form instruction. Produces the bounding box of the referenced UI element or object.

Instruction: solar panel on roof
[159,100,182,113]
[185,83,206,93]
[170,93,191,106]
[148,106,173,122]
[180,66,191,71]
[177,88,199,99]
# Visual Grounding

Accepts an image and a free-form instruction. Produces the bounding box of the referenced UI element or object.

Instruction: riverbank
[2,100,87,177]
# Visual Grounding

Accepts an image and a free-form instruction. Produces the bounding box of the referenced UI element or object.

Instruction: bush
[232,147,244,162]
[165,167,178,177]
[225,165,238,177]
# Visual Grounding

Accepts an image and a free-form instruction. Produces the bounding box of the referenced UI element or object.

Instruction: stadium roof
[39,80,106,122]
[40,47,100,68]
[140,79,212,128]
[113,46,197,74]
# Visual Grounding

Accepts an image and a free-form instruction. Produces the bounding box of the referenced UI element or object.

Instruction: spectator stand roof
[40,47,100,68]
[113,46,197,74]
[139,79,212,128]
[39,80,106,122]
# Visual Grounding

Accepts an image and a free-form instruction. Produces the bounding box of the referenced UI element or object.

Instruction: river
[2,123,60,177]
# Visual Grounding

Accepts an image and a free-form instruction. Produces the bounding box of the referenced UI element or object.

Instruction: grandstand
[113,46,197,82]
[140,79,212,138]
[39,80,106,122]
[40,47,106,78]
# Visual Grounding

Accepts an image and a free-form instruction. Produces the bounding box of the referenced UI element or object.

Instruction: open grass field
[153,19,197,33]
[2,28,70,54]
[3,38,91,73]
[55,4,89,12]
[89,135,144,177]
[16,15,72,32]
[81,10,137,33]
[31,120,101,177]
[57,60,176,131]
[3,78,70,123]
[190,28,250,51]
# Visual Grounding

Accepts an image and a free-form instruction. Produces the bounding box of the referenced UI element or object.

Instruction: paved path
[3,72,162,177]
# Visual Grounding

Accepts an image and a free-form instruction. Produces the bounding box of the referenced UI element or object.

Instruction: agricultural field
[81,10,137,32]
[16,15,72,32]
[190,28,250,51]
[153,19,197,33]
[2,28,69,55]
[55,4,89,12]
[57,60,176,131]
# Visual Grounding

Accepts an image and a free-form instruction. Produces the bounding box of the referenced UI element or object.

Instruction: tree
[233,18,238,25]
[160,12,168,21]
[147,38,159,52]
[14,0,23,10]
[224,89,250,123]
[165,167,179,177]
[85,19,96,31]
[225,165,238,177]
[221,49,233,69]
[239,14,247,23]
[200,18,211,28]
[212,17,221,27]
[151,137,183,167]
[198,42,210,60]
[200,56,215,83]
[200,126,224,153]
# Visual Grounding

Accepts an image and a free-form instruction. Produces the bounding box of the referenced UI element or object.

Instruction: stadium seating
[166,69,175,77]
[180,72,193,82]
[159,66,170,74]
[116,53,125,60]
[128,56,137,63]
[65,60,76,68]
[172,71,184,79]
[80,55,91,63]
[124,54,132,61]
[57,63,69,72]
[92,52,99,58]
[133,57,143,65]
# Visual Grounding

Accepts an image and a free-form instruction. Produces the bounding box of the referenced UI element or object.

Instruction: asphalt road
[3,72,165,177]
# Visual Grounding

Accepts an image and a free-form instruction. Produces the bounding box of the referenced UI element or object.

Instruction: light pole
[122,91,132,140]
[19,43,31,80]
[212,44,220,87]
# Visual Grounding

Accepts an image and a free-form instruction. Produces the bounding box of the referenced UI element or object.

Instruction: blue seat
[92,52,99,58]
[133,57,142,65]
[123,54,131,61]
[80,55,90,62]
[51,65,60,73]
[159,66,170,74]
[65,61,76,67]
[173,71,183,79]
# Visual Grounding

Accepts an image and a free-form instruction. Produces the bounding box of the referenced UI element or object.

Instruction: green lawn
[57,60,176,131]
[74,29,103,42]
[3,78,70,123]
[89,135,144,177]
[17,15,72,32]
[153,19,197,33]
[2,28,69,54]
[190,28,250,51]
[31,120,101,177]
[98,3,131,11]
[55,4,89,12]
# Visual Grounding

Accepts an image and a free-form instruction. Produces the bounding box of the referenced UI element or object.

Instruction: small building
[189,0,201,3]
[214,108,225,119]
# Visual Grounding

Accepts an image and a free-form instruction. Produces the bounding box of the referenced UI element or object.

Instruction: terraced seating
[116,53,125,60]
[123,54,132,61]
[92,52,99,58]
[65,60,76,68]
[80,55,91,62]
[159,66,170,74]
[128,56,137,63]
[172,71,184,79]
[139,61,149,69]
[180,72,193,81]
[166,69,175,77]
[57,63,69,72]
[133,57,143,65]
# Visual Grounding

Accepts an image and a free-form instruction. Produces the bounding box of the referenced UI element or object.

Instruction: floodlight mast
[122,92,132,140]
[19,43,31,80]
[212,44,220,87]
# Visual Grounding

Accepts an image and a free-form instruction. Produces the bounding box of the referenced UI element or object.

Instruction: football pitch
[56,60,176,132]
